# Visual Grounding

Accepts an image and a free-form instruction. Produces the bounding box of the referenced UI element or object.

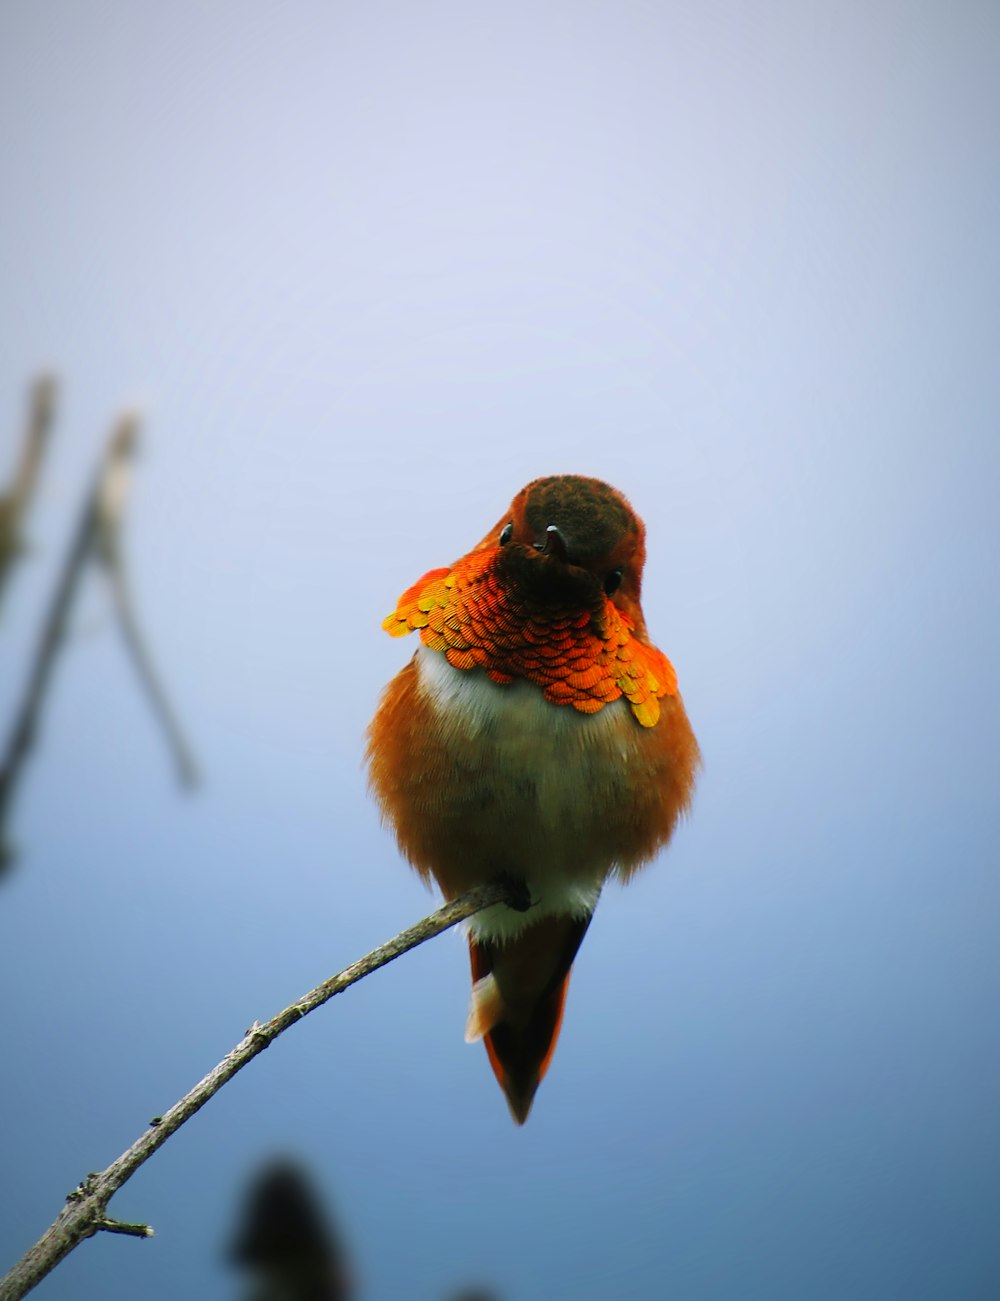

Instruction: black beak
[541,524,569,562]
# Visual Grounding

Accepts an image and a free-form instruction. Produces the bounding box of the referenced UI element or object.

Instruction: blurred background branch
[0,376,56,611]
[93,416,199,789]
[0,382,197,870]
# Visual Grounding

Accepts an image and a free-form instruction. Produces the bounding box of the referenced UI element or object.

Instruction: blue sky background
[1,3,998,1298]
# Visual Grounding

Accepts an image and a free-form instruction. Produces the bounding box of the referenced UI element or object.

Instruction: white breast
[414,646,640,940]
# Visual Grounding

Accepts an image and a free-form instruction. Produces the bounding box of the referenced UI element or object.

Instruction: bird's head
[477,475,649,633]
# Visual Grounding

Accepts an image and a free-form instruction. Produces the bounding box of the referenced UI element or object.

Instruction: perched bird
[367,475,699,1122]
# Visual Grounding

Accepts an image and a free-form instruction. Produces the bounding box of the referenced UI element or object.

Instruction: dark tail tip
[469,913,592,1123]
[483,973,572,1124]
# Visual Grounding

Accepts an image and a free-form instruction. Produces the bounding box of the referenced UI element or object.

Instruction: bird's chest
[413,646,640,842]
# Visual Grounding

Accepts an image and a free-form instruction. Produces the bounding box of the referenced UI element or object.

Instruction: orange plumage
[367,475,699,1122]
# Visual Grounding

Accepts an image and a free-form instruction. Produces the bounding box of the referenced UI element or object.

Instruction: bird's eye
[499,522,513,546]
[604,567,624,595]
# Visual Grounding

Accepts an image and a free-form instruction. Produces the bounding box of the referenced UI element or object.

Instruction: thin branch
[93,1219,155,1240]
[0,376,56,610]
[93,420,198,788]
[0,878,527,1301]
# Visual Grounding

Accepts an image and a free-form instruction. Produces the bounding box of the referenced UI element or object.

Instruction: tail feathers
[464,973,505,1043]
[481,975,572,1124]
[468,914,592,1124]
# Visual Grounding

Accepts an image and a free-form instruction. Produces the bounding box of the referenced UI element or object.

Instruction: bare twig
[0,376,56,610]
[93,419,198,788]
[0,879,527,1301]
[93,1219,155,1240]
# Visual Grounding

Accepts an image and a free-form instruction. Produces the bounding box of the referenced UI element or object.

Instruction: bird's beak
[540,524,570,562]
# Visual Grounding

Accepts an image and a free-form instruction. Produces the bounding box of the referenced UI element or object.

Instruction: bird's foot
[495,873,533,913]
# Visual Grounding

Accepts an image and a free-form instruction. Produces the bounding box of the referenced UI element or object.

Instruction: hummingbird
[367,475,699,1123]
